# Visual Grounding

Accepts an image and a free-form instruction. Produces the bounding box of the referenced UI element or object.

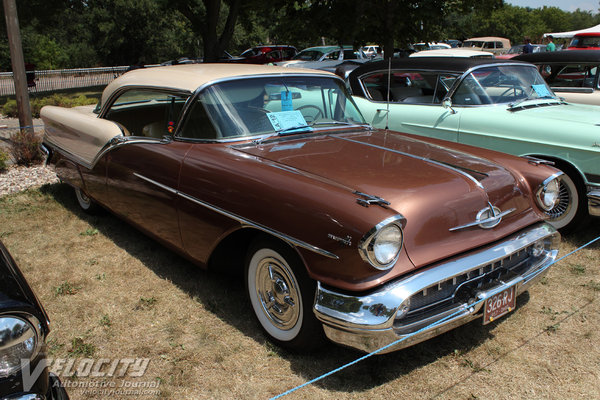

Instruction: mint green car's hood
[356,96,600,181]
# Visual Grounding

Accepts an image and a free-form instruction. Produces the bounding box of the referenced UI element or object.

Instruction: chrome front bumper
[588,187,600,217]
[314,223,560,354]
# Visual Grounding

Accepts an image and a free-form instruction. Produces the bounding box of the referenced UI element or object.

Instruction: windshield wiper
[509,95,562,110]
[252,125,313,145]
[309,121,372,129]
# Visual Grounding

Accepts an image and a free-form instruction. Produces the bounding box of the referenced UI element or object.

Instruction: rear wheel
[245,238,323,351]
[74,187,99,214]
[545,169,586,232]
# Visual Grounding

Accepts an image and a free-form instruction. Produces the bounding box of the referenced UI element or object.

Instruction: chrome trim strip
[334,135,484,189]
[542,171,564,186]
[133,173,177,194]
[314,222,559,353]
[132,173,339,260]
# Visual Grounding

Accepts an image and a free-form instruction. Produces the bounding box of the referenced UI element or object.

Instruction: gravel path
[0,165,59,197]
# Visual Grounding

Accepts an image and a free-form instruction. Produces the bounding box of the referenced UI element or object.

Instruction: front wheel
[245,238,323,351]
[545,171,586,232]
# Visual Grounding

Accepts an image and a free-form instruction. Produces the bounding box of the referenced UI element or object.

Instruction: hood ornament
[449,203,516,232]
[354,191,390,208]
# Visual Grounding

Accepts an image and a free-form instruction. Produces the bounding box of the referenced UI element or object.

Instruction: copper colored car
[41,64,561,354]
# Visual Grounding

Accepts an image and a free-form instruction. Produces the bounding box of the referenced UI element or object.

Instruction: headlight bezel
[536,172,563,212]
[358,215,406,270]
[0,313,43,378]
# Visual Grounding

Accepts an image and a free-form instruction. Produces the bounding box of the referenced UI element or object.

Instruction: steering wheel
[296,105,323,123]
[499,87,525,98]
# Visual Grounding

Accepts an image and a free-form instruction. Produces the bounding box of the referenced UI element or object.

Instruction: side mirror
[442,97,456,114]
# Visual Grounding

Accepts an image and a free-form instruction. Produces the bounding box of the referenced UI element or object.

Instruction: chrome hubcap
[546,178,572,220]
[255,257,299,330]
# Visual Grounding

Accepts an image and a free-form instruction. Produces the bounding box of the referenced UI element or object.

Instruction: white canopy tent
[544,24,600,38]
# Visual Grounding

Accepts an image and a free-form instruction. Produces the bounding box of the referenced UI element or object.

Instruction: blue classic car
[348,57,600,232]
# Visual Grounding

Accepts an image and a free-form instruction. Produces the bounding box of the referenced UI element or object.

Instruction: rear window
[542,64,598,88]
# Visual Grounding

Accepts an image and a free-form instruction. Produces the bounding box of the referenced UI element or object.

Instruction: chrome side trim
[334,135,485,189]
[314,222,559,353]
[133,173,339,260]
[44,134,162,172]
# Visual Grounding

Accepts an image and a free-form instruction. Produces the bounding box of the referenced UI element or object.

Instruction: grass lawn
[1,182,599,399]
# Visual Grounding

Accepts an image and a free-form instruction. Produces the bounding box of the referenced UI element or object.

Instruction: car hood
[237,129,540,268]
[506,101,600,124]
[0,242,49,328]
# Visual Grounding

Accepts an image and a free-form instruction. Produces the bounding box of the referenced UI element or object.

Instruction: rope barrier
[271,233,600,400]
[0,124,44,130]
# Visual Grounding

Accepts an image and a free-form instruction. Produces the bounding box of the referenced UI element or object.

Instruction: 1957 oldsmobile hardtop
[41,64,561,353]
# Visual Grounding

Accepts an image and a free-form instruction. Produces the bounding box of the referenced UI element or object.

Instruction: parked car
[362,45,380,57]
[0,240,68,399]
[41,64,561,354]
[230,45,297,64]
[410,49,493,58]
[347,57,600,231]
[160,57,200,66]
[411,42,452,51]
[462,37,511,55]
[496,44,546,59]
[568,32,600,50]
[277,45,367,67]
[442,39,462,48]
[515,50,600,106]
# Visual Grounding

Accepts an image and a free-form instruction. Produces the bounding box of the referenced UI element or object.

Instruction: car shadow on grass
[42,182,592,394]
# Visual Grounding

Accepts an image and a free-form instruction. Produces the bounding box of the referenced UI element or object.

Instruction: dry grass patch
[0,183,599,399]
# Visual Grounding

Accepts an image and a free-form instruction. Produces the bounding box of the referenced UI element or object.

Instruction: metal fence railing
[0,66,130,96]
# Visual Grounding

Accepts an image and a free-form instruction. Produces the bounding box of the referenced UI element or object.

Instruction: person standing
[523,37,534,54]
[546,35,556,51]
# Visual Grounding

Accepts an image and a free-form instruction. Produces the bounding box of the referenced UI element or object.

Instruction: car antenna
[385,56,391,130]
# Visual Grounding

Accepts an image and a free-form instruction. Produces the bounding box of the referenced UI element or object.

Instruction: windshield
[190,76,365,139]
[293,50,326,61]
[507,45,524,54]
[569,35,600,48]
[452,65,555,105]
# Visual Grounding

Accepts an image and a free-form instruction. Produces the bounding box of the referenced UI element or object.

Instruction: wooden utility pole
[3,0,33,134]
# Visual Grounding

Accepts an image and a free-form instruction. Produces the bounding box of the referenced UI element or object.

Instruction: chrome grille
[396,244,537,328]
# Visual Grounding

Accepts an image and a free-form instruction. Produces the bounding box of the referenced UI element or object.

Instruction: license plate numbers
[483,285,516,325]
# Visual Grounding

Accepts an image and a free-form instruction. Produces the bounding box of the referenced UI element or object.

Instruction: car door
[101,88,192,250]
[354,70,461,142]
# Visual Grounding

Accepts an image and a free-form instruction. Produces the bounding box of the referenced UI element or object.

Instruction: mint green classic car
[348,58,600,231]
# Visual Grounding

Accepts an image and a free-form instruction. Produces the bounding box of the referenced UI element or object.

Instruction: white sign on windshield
[267,110,308,132]
[532,84,552,98]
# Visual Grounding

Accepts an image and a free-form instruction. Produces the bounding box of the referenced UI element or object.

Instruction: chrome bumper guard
[314,223,560,354]
[588,188,600,217]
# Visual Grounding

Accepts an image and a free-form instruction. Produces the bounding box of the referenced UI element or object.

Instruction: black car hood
[0,242,49,327]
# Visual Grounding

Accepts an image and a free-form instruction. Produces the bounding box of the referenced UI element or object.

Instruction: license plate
[483,285,516,325]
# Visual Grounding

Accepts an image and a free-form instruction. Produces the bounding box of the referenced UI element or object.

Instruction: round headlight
[0,317,38,378]
[359,216,405,270]
[537,178,560,211]
[373,225,402,265]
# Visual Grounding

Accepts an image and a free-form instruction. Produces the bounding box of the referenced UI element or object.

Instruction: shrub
[0,148,8,172]
[1,99,17,118]
[2,94,98,118]
[9,129,42,166]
